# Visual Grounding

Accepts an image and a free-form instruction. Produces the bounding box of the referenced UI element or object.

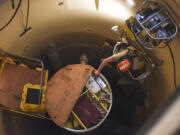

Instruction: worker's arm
[94,49,128,76]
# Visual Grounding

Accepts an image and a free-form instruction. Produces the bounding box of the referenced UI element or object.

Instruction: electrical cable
[19,0,31,37]
[11,0,15,9]
[167,44,177,89]
[25,0,30,29]
[0,0,22,32]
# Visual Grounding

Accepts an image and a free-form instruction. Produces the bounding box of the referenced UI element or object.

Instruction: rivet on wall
[24,44,31,53]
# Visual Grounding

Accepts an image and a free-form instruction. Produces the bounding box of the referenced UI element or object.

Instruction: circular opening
[64,73,113,133]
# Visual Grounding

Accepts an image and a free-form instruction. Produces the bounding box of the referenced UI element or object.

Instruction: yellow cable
[0,106,45,119]
[80,88,89,97]
[72,111,87,129]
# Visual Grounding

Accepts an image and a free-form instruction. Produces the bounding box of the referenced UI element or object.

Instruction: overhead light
[99,0,132,21]
[126,0,135,7]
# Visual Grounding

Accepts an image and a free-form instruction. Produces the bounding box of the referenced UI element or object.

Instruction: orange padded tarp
[45,64,94,127]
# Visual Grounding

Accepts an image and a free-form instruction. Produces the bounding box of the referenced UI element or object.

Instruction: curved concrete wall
[0,0,180,134]
[0,0,138,57]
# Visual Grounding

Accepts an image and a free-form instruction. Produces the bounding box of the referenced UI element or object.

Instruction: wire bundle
[0,0,31,36]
